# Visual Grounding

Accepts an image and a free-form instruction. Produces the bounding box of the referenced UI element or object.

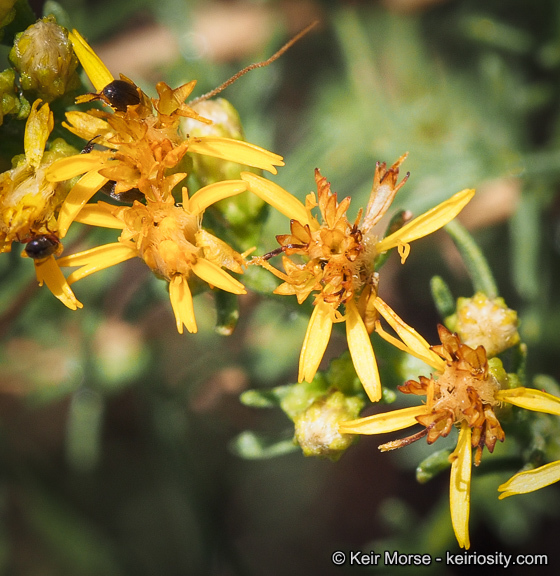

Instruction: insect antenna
[188,20,319,106]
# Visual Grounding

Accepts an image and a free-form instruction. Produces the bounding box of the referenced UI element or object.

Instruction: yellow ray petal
[46,154,108,182]
[73,204,125,229]
[58,243,137,283]
[64,111,112,141]
[373,319,436,370]
[339,405,430,435]
[345,298,381,402]
[497,387,560,416]
[34,256,83,310]
[25,100,53,170]
[374,297,446,370]
[187,180,248,215]
[298,301,333,383]
[449,423,471,550]
[241,172,310,225]
[69,29,114,91]
[191,259,246,294]
[169,275,197,334]
[498,460,560,499]
[187,137,284,174]
[57,172,110,237]
[375,189,475,254]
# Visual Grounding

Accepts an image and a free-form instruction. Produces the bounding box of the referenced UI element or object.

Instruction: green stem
[445,220,498,298]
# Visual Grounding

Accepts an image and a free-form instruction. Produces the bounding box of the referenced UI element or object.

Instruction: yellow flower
[56,181,251,333]
[1,99,55,247]
[45,30,284,235]
[245,155,474,401]
[0,98,81,309]
[339,302,560,549]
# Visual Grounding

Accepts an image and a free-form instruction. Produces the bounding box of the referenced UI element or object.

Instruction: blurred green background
[1,0,560,574]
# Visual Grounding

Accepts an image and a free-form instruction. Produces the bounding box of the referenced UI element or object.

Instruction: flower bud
[180,98,250,184]
[294,390,364,460]
[454,292,520,357]
[0,68,25,125]
[9,16,80,101]
[183,98,244,139]
[0,1,17,31]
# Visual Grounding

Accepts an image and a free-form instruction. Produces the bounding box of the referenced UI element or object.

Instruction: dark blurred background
[1,0,560,574]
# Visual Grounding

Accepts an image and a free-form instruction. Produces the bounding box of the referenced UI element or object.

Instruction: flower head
[0,98,81,309]
[245,156,474,401]
[339,303,560,549]
[452,292,520,357]
[56,181,251,333]
[386,324,505,466]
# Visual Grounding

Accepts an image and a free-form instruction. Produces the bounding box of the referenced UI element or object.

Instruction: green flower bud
[184,97,244,138]
[214,289,240,336]
[279,375,330,420]
[181,98,251,184]
[454,292,520,357]
[488,356,521,390]
[0,68,20,124]
[0,1,17,37]
[293,390,364,460]
[9,16,80,102]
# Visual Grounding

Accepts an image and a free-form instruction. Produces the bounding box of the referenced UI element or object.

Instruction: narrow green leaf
[430,275,456,318]
[230,431,298,459]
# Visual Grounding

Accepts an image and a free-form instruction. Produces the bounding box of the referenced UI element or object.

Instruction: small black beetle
[100,79,141,111]
[98,180,144,204]
[24,234,61,260]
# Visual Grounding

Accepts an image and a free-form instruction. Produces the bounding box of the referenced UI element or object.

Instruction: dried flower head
[245,156,474,401]
[388,324,504,467]
[339,303,560,549]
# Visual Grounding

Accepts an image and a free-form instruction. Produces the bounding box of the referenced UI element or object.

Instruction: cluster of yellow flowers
[2,18,560,552]
[2,27,286,326]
